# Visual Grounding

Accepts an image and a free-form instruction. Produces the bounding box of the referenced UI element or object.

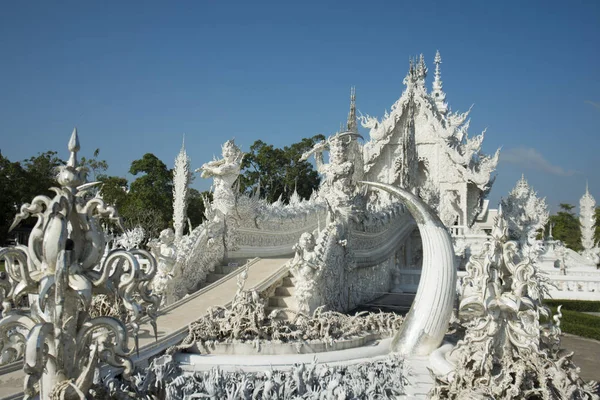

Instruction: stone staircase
[265,272,298,320]
[201,259,249,288]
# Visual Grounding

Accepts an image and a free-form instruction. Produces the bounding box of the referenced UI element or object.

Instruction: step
[275,286,296,296]
[215,264,241,275]
[205,273,227,283]
[281,276,295,287]
[268,295,298,308]
[264,306,296,320]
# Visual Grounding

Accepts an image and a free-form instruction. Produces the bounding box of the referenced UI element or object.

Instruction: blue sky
[1,1,599,213]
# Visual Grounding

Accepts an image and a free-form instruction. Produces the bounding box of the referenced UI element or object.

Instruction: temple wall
[346,255,396,310]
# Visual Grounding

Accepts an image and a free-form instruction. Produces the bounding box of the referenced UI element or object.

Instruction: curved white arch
[360,182,456,356]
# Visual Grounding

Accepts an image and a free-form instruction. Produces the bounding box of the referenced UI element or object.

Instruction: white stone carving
[171,268,403,352]
[0,129,159,398]
[360,52,499,230]
[580,183,599,264]
[173,138,191,242]
[290,232,320,314]
[501,174,549,257]
[105,353,409,399]
[149,228,178,305]
[171,201,225,301]
[433,206,598,399]
[301,131,363,214]
[115,226,145,250]
[197,139,244,220]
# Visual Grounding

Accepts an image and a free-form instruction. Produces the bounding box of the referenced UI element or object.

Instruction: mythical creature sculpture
[501,175,549,258]
[438,190,461,227]
[0,129,159,399]
[431,206,598,399]
[291,232,319,276]
[290,232,321,313]
[197,139,244,220]
[149,228,178,304]
[301,131,362,214]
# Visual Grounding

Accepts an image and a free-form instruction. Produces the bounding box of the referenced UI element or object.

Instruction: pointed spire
[67,127,80,168]
[346,86,357,133]
[416,53,427,84]
[580,182,597,257]
[403,58,417,88]
[58,127,85,189]
[586,180,590,195]
[432,50,448,115]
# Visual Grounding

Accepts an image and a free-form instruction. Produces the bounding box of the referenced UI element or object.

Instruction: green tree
[547,203,582,252]
[22,151,64,199]
[0,152,27,244]
[187,188,211,230]
[80,148,108,182]
[98,175,129,209]
[239,135,324,203]
[122,153,173,239]
[0,151,66,245]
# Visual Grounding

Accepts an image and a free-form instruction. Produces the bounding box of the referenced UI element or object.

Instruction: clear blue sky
[1,1,599,212]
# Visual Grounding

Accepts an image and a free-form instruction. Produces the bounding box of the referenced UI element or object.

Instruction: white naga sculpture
[0,129,159,399]
[432,206,598,399]
[197,139,244,221]
[580,184,599,263]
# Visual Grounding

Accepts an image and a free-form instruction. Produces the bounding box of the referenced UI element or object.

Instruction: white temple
[0,52,598,399]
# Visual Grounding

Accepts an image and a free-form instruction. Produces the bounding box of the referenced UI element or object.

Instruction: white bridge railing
[457,270,600,301]
[546,274,600,301]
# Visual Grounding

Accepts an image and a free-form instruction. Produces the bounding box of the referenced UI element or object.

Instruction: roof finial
[58,127,85,189]
[346,86,357,132]
[586,180,589,194]
[416,54,427,83]
[404,58,417,88]
[432,50,448,115]
[67,127,80,169]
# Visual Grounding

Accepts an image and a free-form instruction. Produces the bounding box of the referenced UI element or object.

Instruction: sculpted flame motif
[0,129,160,399]
[431,206,599,399]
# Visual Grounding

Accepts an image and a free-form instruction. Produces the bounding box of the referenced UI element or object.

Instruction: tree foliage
[98,154,174,240]
[187,188,211,231]
[80,148,108,182]
[547,203,582,252]
[0,151,65,245]
[239,135,325,203]
[21,151,64,199]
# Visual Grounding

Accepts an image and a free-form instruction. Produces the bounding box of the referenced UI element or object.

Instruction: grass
[543,300,600,342]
